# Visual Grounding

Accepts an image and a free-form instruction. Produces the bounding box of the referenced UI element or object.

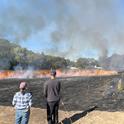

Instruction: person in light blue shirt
[12,82,32,124]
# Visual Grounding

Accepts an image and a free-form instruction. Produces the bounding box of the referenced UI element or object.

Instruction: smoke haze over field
[0,0,124,59]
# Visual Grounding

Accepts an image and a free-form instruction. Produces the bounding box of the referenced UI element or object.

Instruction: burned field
[0,75,124,112]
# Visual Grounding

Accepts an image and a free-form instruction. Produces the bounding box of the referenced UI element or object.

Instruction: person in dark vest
[44,69,61,124]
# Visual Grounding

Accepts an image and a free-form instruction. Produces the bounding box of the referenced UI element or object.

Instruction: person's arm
[28,93,32,107]
[58,81,62,99]
[12,93,17,106]
[44,82,47,98]
[58,81,61,93]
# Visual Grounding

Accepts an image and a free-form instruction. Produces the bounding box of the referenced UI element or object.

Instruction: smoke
[0,0,123,59]
[13,65,35,78]
[45,0,121,59]
[0,0,45,42]
[48,0,120,57]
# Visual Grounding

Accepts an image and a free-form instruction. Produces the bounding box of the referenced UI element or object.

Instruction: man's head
[19,82,27,90]
[50,69,56,78]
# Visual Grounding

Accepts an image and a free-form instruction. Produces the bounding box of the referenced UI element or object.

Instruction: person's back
[44,78,60,102]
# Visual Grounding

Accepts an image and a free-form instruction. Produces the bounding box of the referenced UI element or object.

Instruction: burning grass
[0,69,118,79]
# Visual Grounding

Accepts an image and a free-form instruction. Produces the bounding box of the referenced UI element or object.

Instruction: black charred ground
[0,75,124,112]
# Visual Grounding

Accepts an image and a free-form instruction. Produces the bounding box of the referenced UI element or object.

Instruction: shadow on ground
[59,106,97,124]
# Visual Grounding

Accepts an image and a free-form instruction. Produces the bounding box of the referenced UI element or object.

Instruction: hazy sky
[0,0,124,60]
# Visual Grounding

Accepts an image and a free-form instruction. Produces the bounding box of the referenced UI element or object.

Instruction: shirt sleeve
[28,93,32,107]
[44,82,47,98]
[12,93,17,106]
[58,81,62,99]
[58,81,61,93]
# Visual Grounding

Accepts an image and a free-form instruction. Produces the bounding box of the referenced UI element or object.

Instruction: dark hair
[51,69,56,76]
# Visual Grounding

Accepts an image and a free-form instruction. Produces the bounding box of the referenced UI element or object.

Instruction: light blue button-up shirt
[12,91,32,109]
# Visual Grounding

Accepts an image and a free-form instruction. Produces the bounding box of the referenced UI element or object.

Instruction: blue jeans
[15,109,30,124]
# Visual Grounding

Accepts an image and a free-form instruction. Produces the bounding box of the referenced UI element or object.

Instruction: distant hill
[101,54,124,71]
[1,39,124,71]
[0,39,70,70]
[0,39,19,69]
[0,39,17,53]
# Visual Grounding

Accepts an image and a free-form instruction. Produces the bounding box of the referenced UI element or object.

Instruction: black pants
[47,100,59,124]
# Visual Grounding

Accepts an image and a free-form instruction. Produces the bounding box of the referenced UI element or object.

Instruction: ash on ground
[1,75,124,112]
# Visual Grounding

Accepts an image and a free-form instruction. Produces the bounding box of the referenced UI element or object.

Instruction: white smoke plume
[0,0,124,59]
[13,65,34,79]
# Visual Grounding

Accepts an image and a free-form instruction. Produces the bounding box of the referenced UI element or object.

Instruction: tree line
[0,39,100,70]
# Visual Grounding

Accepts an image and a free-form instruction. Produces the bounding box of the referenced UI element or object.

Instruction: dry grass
[1,106,124,124]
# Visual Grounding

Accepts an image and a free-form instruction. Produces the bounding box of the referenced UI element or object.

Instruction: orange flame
[0,69,118,79]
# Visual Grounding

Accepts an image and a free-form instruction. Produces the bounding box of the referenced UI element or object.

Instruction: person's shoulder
[53,79,60,85]
[55,79,61,83]
[45,79,51,84]
[26,92,32,96]
[25,92,32,98]
[13,92,20,97]
[15,91,20,95]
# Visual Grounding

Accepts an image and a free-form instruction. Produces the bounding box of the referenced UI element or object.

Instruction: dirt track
[1,106,124,124]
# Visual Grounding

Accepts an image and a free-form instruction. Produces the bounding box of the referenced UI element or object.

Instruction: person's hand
[25,106,30,112]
